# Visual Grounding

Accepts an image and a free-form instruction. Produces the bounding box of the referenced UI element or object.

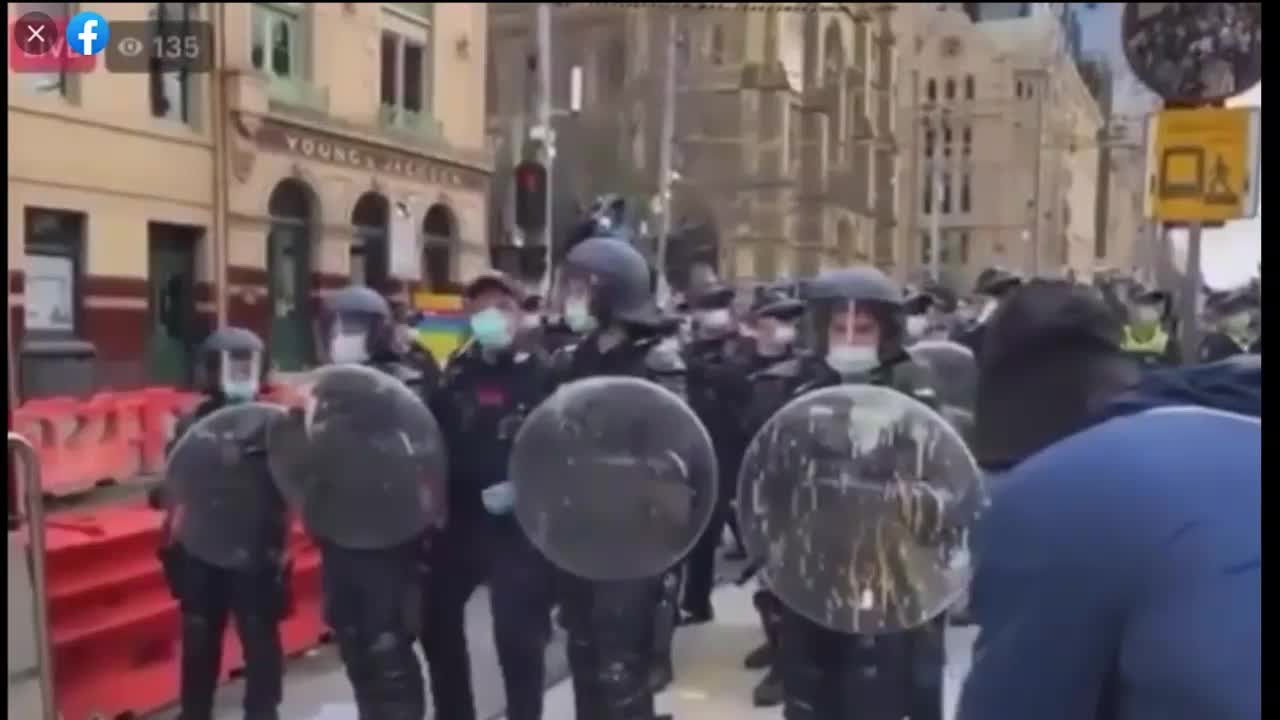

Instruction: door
[267,222,310,371]
[146,225,197,386]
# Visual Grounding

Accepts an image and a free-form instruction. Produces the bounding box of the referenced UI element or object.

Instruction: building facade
[486,4,905,289]
[8,2,492,397]
[896,5,1130,290]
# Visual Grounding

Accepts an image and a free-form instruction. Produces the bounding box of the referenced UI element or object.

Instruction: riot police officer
[549,235,684,719]
[1201,288,1259,362]
[313,285,433,719]
[421,272,555,720]
[953,267,1023,355]
[679,283,752,626]
[156,327,288,720]
[749,267,946,720]
[1121,288,1181,368]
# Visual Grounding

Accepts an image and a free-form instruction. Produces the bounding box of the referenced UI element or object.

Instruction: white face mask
[826,344,879,376]
[564,299,598,334]
[330,332,369,365]
[906,315,929,337]
[1133,306,1162,326]
[772,325,797,346]
[520,314,541,331]
[697,308,733,334]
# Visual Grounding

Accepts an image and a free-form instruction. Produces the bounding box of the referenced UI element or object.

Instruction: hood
[1104,355,1261,420]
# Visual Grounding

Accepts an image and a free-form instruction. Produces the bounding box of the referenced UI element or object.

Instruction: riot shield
[736,384,984,635]
[266,364,447,550]
[164,402,289,569]
[510,376,718,581]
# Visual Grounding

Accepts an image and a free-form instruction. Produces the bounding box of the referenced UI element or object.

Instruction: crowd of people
[151,194,1260,720]
[1124,2,1262,100]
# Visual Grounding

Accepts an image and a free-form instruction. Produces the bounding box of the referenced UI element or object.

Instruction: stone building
[486,4,905,289]
[896,4,1135,290]
[9,2,491,397]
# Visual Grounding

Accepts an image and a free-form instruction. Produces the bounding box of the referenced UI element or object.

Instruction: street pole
[654,10,679,308]
[536,3,555,298]
[929,150,942,283]
[1029,71,1045,277]
[1179,222,1203,361]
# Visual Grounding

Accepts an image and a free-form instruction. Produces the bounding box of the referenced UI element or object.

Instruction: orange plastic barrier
[33,508,326,720]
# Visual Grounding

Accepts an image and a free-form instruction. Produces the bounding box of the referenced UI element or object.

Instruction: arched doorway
[266,179,316,371]
[422,204,456,293]
[351,192,390,292]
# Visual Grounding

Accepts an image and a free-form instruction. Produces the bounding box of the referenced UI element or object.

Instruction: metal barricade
[8,432,57,720]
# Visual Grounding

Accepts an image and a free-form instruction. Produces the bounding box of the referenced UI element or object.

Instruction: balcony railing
[380,104,445,143]
[266,76,330,116]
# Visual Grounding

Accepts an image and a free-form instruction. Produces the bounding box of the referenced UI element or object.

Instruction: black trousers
[559,574,666,720]
[320,540,426,720]
[681,504,727,618]
[421,522,554,720]
[161,546,285,720]
[777,606,945,720]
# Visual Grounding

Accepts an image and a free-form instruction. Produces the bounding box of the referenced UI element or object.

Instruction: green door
[146,228,196,386]
[267,222,311,371]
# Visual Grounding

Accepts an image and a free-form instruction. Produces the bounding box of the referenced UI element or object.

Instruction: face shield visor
[326,313,375,365]
[219,349,262,402]
[803,298,886,377]
[554,271,600,334]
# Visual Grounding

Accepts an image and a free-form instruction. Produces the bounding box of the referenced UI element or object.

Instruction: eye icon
[118,36,144,57]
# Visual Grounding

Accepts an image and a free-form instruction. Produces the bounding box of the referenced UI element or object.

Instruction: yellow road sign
[1144,107,1261,223]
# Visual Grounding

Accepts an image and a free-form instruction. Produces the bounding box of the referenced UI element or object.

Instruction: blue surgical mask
[565,299,597,334]
[470,308,514,350]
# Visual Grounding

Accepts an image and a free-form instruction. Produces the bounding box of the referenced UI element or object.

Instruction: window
[24,208,86,336]
[924,129,935,158]
[20,2,70,95]
[709,24,725,65]
[958,231,971,263]
[964,74,975,100]
[922,177,932,214]
[381,8,433,121]
[941,173,952,214]
[961,173,972,212]
[252,3,304,80]
[962,126,972,156]
[944,77,956,100]
[926,78,937,101]
[920,231,932,264]
[943,125,952,157]
[149,3,197,123]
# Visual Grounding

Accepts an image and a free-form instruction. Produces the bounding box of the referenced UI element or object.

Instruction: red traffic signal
[514,161,547,233]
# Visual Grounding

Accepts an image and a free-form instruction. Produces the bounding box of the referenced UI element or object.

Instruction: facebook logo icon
[66,11,109,57]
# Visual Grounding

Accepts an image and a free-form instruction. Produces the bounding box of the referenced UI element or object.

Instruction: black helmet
[197,326,265,399]
[463,270,524,303]
[749,285,804,321]
[801,267,906,355]
[686,283,735,311]
[975,267,1024,297]
[562,236,663,328]
[319,285,393,364]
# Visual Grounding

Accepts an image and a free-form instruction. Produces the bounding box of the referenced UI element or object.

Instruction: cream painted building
[8,2,492,396]
[895,6,1129,290]
[487,4,905,289]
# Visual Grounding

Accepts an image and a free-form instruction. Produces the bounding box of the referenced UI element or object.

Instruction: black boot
[742,642,772,670]
[752,667,783,708]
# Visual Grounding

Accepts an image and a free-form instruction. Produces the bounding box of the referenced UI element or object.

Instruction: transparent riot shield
[737,384,985,635]
[510,376,718,581]
[266,364,447,550]
[164,402,290,569]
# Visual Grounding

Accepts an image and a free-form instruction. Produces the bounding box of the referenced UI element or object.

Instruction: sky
[1072,3,1261,288]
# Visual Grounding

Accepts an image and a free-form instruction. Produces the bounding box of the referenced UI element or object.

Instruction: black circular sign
[1122,3,1262,105]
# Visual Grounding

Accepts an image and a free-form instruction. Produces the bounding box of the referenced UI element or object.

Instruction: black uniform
[753,268,947,720]
[314,286,432,720]
[156,327,288,720]
[547,234,684,720]
[421,283,556,720]
[951,267,1023,355]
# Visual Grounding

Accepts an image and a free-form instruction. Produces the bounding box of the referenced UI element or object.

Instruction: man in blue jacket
[959,280,1261,720]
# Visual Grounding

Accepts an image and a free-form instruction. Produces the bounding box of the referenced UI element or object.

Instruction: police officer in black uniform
[155,327,289,720]
[952,267,1023,355]
[313,285,433,720]
[549,235,684,720]
[421,272,555,720]
[748,267,947,720]
[679,282,753,626]
[1200,288,1259,362]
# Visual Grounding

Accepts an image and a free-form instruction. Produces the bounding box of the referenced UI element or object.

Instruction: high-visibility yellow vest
[1122,325,1170,355]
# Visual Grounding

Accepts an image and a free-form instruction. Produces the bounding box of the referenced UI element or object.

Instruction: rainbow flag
[411,292,468,361]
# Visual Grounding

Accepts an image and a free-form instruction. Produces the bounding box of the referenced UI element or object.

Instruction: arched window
[926,78,937,101]
[944,77,956,100]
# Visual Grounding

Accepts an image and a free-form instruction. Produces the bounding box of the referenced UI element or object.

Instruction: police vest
[1122,326,1169,355]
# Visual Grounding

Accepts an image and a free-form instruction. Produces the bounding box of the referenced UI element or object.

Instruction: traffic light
[514,161,547,233]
